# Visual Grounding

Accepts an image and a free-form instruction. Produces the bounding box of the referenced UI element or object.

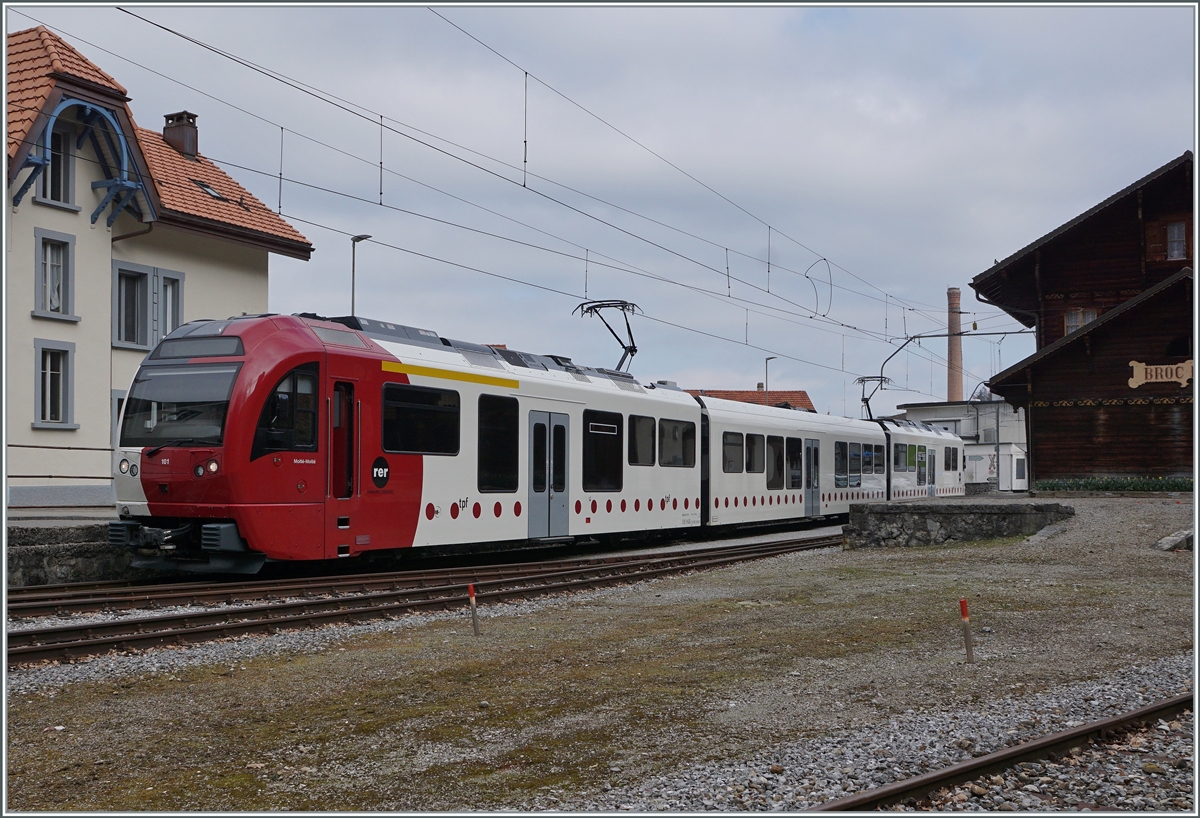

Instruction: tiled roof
[7,26,125,161]
[7,25,311,256]
[136,126,311,250]
[687,389,816,411]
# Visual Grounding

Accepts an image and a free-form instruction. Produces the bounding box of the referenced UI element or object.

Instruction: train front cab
[878,419,965,501]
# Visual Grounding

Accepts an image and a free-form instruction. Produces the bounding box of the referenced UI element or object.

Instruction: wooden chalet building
[971,152,1193,482]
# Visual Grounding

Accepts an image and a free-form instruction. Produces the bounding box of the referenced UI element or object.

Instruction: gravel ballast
[5,496,1194,811]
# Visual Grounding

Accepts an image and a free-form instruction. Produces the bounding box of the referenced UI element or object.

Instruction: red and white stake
[468,583,480,636]
[960,598,974,664]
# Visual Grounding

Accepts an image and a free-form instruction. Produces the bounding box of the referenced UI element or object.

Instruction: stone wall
[842,502,1075,550]
[6,524,172,587]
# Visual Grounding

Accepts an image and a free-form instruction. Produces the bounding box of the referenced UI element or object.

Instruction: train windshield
[119,363,242,448]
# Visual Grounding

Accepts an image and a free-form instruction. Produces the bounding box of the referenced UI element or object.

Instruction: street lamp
[350,234,372,316]
[764,356,777,407]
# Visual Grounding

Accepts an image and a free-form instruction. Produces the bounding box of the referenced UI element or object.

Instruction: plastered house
[6,26,313,514]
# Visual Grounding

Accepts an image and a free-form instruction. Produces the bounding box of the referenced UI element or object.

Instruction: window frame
[722,432,744,474]
[628,414,656,466]
[381,382,461,456]
[657,418,696,468]
[32,228,79,322]
[112,261,187,351]
[251,363,321,461]
[477,394,520,493]
[1166,221,1188,260]
[834,441,848,488]
[873,444,885,474]
[745,433,765,474]
[31,338,78,430]
[1063,307,1097,336]
[33,126,80,211]
[582,409,623,492]
[765,435,785,490]
[785,437,803,489]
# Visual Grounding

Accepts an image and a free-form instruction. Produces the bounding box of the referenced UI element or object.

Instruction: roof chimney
[947,287,963,401]
[163,111,198,159]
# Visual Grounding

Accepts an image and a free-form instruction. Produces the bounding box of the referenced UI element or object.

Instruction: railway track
[7,533,841,666]
[810,692,1194,811]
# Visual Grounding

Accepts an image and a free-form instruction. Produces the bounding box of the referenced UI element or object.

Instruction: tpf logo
[371,456,390,488]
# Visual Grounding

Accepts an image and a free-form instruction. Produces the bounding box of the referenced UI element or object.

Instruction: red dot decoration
[514,501,522,517]
[472,502,481,519]
[425,503,435,521]
[494,502,502,518]
[606,499,612,513]
[591,499,598,513]
[451,503,460,519]
[575,500,582,514]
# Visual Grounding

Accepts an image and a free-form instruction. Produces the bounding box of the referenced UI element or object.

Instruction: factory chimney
[947,287,963,402]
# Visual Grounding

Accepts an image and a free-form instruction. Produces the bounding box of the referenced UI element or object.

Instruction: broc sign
[1128,360,1193,388]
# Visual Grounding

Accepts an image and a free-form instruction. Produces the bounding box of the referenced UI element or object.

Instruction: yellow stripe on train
[381,360,519,390]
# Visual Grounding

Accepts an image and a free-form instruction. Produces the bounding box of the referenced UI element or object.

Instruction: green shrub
[1033,476,1193,492]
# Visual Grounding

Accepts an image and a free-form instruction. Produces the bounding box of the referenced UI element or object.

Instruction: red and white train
[111,313,965,573]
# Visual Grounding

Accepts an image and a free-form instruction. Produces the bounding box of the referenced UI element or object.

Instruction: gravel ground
[5,496,1194,811]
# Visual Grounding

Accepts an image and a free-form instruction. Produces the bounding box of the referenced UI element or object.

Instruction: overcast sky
[9,4,1196,415]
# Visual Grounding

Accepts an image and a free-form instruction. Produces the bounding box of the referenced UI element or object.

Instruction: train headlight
[206,459,219,474]
[194,464,205,478]
[129,464,138,477]
[119,459,130,474]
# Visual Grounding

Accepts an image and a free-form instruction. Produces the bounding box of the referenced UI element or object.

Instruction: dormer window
[36,127,74,206]
[192,179,226,200]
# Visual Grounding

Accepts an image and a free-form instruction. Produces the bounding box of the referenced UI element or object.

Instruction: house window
[1167,222,1188,260]
[118,270,148,345]
[113,262,186,349]
[162,277,182,336]
[37,128,73,205]
[1064,308,1096,336]
[33,229,78,321]
[32,339,77,430]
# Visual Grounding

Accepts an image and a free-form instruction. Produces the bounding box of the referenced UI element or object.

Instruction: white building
[895,397,1028,492]
[5,26,312,516]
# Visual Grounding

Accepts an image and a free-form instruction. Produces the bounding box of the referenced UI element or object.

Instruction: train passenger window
[917,445,927,486]
[873,444,885,474]
[628,415,656,466]
[765,436,785,489]
[894,443,906,473]
[251,363,319,461]
[786,438,803,489]
[659,419,696,467]
[908,444,917,472]
[583,409,623,491]
[478,395,519,492]
[834,441,848,488]
[848,443,862,488]
[722,432,744,473]
[746,434,765,473]
[382,384,459,455]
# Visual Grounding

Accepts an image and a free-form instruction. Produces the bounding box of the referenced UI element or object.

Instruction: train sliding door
[326,380,359,558]
[804,439,820,516]
[528,411,569,539]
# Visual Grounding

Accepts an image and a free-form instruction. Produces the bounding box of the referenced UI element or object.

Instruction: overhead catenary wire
[9,106,1020,392]
[107,6,957,326]
[9,15,1024,396]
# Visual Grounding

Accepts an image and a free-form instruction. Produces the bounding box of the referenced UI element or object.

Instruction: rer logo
[371,456,390,488]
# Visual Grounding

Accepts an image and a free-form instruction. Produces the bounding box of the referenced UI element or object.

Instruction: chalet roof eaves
[988,266,1193,388]
[970,151,1194,290]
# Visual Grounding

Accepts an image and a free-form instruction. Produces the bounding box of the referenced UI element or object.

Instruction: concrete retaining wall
[842,502,1075,550]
